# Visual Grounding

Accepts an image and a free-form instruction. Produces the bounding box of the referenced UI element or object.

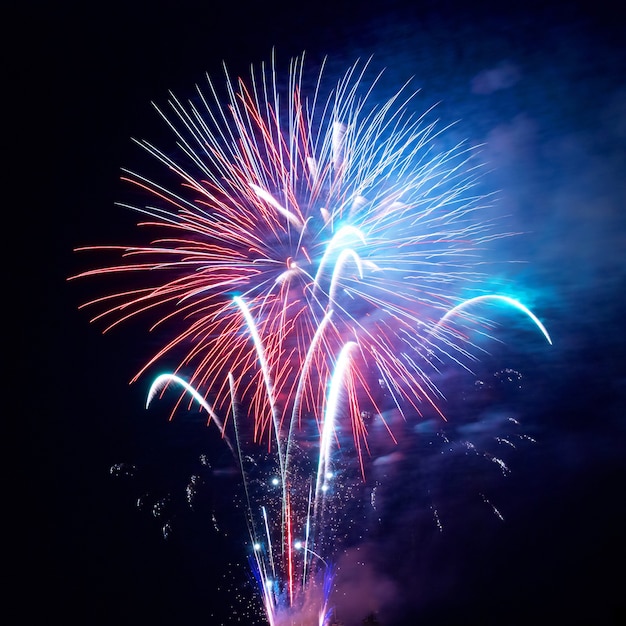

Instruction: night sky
[21,1,625,625]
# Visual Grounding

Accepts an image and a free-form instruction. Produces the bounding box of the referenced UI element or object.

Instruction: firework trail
[70,52,551,624]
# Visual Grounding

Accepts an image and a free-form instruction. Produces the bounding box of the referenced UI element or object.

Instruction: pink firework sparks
[71,54,499,444]
[70,52,550,624]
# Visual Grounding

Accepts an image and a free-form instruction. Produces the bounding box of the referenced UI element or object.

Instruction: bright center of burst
[271,477,280,486]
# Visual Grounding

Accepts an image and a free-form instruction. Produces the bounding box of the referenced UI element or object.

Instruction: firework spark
[70,52,551,624]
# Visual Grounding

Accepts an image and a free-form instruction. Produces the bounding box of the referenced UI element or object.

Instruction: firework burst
[70,52,551,624]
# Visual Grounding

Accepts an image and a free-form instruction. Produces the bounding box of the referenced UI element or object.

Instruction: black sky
[19,1,625,625]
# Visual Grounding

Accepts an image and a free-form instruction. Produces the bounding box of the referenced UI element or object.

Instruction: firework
[70,52,551,624]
